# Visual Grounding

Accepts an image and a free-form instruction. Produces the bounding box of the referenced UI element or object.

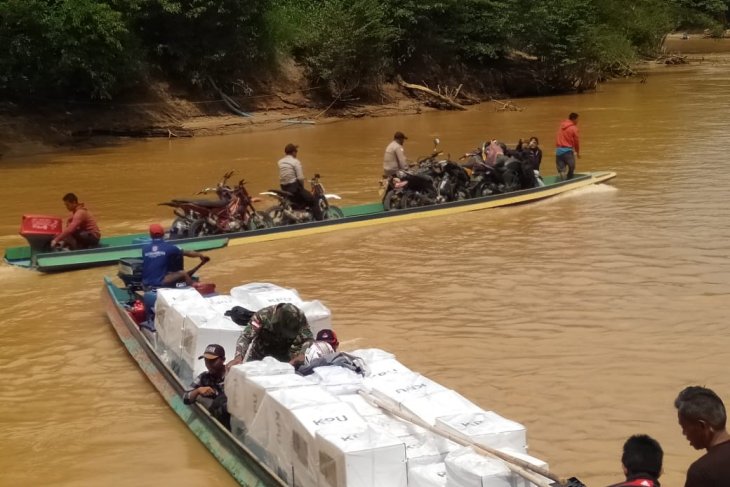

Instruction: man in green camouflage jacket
[227,302,314,367]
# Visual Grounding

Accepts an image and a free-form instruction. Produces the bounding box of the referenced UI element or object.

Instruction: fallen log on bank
[71,128,193,138]
[397,76,466,110]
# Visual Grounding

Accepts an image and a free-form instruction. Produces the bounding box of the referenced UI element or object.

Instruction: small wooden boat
[102,276,285,486]
[8,172,615,272]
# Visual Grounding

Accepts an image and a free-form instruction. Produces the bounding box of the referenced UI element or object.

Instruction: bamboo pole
[358,390,570,487]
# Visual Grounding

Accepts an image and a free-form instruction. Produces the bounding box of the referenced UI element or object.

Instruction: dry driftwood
[397,76,466,111]
[490,98,524,112]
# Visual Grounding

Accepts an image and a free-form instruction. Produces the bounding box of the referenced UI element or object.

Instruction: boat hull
[8,172,615,272]
[101,277,284,486]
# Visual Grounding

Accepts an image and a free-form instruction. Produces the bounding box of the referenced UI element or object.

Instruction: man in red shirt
[675,386,730,487]
[555,112,580,180]
[51,193,101,249]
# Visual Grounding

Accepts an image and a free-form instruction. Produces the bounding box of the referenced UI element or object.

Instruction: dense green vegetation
[0,0,727,100]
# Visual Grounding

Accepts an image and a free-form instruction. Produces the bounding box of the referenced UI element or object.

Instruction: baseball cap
[149,223,165,237]
[316,329,339,349]
[284,143,299,154]
[198,344,225,360]
[394,131,407,140]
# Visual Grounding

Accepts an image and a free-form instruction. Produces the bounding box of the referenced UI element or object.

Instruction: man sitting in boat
[183,343,230,429]
[227,303,313,367]
[50,193,101,250]
[141,223,209,289]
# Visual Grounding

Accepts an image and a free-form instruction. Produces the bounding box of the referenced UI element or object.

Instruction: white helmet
[304,341,335,365]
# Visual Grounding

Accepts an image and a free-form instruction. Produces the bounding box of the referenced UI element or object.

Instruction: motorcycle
[389,138,443,209]
[261,173,343,225]
[161,171,272,238]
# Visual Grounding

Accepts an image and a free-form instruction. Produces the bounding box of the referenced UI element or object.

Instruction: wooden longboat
[4,235,229,273]
[9,172,615,272]
[101,276,286,487]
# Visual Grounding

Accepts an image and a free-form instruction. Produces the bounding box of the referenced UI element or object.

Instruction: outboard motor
[19,215,62,265]
[118,258,144,291]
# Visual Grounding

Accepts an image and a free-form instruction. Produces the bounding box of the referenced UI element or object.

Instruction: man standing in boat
[183,343,230,429]
[50,193,101,250]
[555,112,580,180]
[141,223,209,289]
[674,385,730,486]
[278,143,322,220]
[227,302,313,367]
[383,131,409,176]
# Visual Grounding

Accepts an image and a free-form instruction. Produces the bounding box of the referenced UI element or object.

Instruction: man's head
[149,223,165,238]
[675,385,727,450]
[284,143,299,155]
[569,112,579,122]
[62,193,79,211]
[316,329,339,351]
[528,136,539,148]
[621,434,663,479]
[394,131,407,143]
[198,344,226,374]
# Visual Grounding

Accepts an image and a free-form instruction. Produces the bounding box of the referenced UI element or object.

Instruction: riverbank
[2,37,727,161]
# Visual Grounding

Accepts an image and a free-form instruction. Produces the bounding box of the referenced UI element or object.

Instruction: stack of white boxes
[156,280,549,487]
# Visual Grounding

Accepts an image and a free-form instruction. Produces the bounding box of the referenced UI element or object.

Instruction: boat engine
[19,214,62,263]
[118,258,144,291]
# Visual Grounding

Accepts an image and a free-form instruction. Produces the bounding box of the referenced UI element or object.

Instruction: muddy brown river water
[1,39,729,486]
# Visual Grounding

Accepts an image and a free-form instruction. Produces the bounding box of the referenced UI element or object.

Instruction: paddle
[186,255,210,279]
[358,390,586,487]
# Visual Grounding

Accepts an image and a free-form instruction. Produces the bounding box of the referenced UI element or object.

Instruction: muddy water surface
[1,45,729,486]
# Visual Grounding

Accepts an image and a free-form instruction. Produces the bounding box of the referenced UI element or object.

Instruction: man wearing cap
[383,131,409,177]
[183,344,230,429]
[227,302,314,367]
[141,223,210,289]
[278,143,322,220]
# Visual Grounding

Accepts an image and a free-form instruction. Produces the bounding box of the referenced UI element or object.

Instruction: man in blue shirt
[142,223,209,288]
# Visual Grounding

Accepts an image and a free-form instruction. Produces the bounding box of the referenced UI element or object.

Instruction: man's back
[685,440,730,487]
[278,154,303,185]
[383,140,406,173]
[142,238,182,287]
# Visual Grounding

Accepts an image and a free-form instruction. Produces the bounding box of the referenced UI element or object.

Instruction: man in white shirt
[278,143,322,220]
[383,131,409,176]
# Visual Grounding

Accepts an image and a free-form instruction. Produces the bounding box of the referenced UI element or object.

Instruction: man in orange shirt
[555,112,580,180]
[51,193,101,249]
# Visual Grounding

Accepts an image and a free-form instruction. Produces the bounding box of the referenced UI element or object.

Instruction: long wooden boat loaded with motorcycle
[5,161,616,273]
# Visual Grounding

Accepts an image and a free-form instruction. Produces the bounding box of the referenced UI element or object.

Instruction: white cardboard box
[230,282,303,311]
[497,448,549,487]
[316,424,407,487]
[228,373,309,428]
[444,446,512,487]
[409,462,448,487]
[178,314,242,385]
[436,411,527,454]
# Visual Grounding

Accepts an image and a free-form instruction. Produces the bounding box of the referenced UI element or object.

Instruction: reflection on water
[2,54,730,486]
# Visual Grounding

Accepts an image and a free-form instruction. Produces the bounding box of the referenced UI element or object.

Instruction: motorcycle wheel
[382,190,400,211]
[401,190,430,209]
[264,205,287,226]
[187,218,215,237]
[456,189,470,201]
[246,211,274,230]
[324,206,344,220]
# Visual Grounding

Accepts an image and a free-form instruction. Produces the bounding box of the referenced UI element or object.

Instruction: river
[1,39,729,487]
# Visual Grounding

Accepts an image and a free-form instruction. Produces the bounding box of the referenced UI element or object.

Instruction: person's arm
[183,386,216,404]
[295,159,305,184]
[289,326,314,363]
[52,210,85,246]
[183,250,210,262]
[395,146,408,169]
[572,128,580,158]
[226,324,254,370]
